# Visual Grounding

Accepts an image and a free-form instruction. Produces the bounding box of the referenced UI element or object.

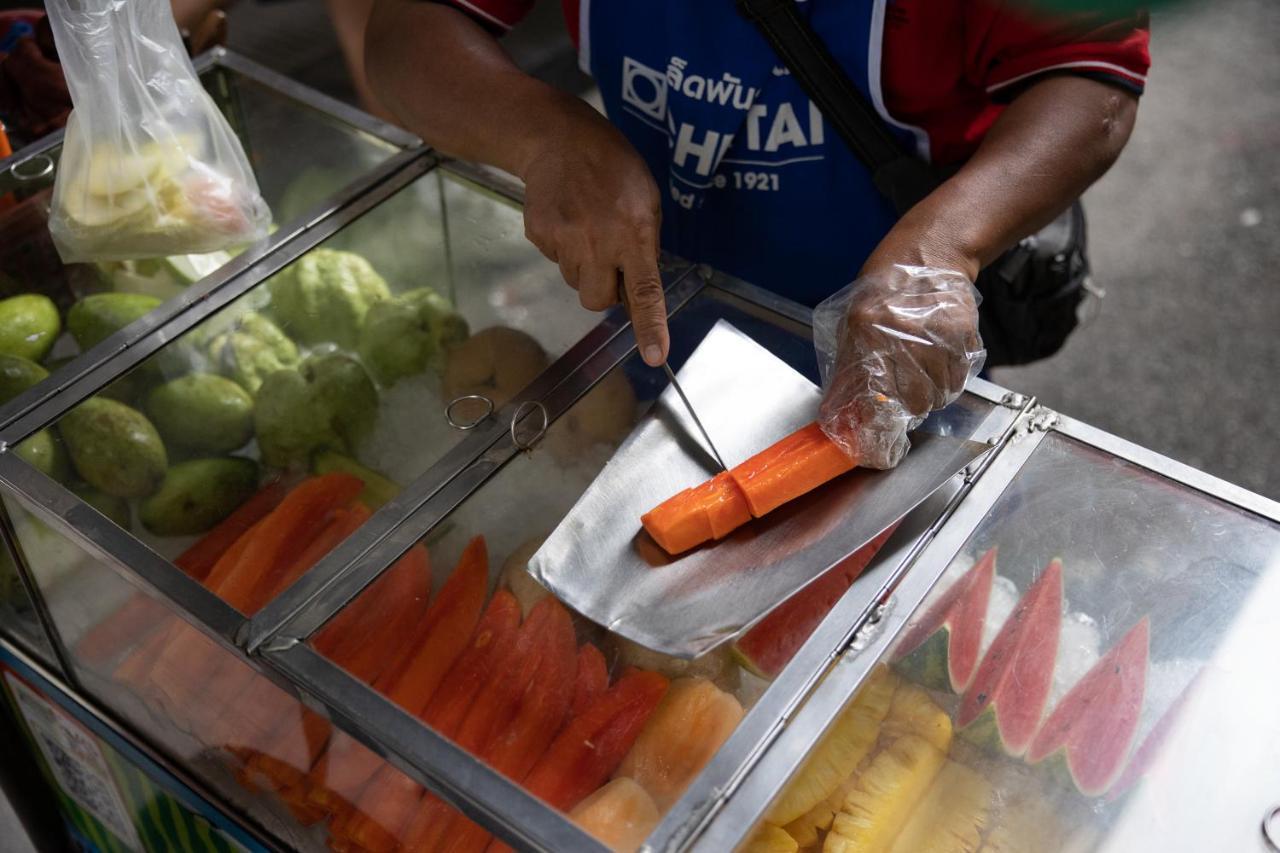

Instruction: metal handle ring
[1263,804,1280,851]
[11,154,54,182]
[445,394,494,431]
[510,399,549,451]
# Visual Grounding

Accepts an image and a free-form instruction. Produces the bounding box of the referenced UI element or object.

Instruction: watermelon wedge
[1108,669,1198,800]
[734,527,895,679]
[956,559,1063,757]
[1027,618,1150,796]
[892,547,996,693]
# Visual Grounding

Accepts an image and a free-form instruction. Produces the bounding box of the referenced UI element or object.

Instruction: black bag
[737,0,1093,367]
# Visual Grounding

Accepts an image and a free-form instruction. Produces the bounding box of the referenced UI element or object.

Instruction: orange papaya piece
[572,644,609,717]
[523,669,669,812]
[640,472,750,555]
[642,422,857,555]
[174,478,288,580]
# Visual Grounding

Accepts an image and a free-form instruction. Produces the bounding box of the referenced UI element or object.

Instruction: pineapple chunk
[889,761,992,853]
[824,734,946,853]
[766,666,899,825]
[881,682,953,753]
[741,823,799,853]
[784,798,836,848]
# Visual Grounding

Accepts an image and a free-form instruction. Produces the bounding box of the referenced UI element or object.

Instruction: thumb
[621,251,669,367]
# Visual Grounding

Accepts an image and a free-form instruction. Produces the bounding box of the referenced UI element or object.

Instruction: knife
[617,281,728,472]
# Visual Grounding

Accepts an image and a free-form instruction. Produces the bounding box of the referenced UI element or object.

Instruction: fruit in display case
[642,422,857,555]
[882,682,953,754]
[70,485,132,530]
[137,457,260,535]
[145,373,255,454]
[358,286,468,385]
[544,367,639,464]
[569,777,661,853]
[1026,618,1150,797]
[253,352,377,468]
[617,676,745,810]
[312,451,401,510]
[0,353,49,401]
[734,526,896,679]
[887,760,992,853]
[442,325,549,407]
[66,292,162,350]
[956,559,1063,757]
[94,250,231,301]
[0,293,60,362]
[766,666,899,826]
[743,823,800,853]
[14,429,71,482]
[825,733,947,852]
[59,397,169,497]
[267,248,392,349]
[892,547,996,694]
[205,311,301,395]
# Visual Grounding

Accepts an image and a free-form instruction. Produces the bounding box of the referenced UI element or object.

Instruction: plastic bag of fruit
[42,0,269,263]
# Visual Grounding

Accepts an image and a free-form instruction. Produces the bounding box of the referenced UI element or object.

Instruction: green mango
[146,374,254,454]
[138,457,259,536]
[267,248,391,349]
[67,293,202,381]
[253,353,377,470]
[71,485,132,529]
[205,312,300,394]
[0,294,61,363]
[58,398,168,498]
[0,354,49,403]
[67,293,161,350]
[358,287,468,386]
[14,430,71,483]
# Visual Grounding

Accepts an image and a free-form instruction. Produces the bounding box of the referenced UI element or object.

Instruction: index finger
[621,247,669,367]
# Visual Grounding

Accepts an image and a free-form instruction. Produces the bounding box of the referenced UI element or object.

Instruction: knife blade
[617,281,728,472]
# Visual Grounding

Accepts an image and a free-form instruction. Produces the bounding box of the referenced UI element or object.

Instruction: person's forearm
[365,0,598,178]
[866,75,1139,279]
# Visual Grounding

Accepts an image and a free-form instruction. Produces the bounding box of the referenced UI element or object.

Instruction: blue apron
[583,0,925,307]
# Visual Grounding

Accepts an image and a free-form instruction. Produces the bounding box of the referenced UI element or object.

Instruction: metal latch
[1263,804,1280,851]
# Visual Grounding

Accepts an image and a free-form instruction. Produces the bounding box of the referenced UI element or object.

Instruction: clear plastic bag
[814,264,986,469]
[44,0,270,263]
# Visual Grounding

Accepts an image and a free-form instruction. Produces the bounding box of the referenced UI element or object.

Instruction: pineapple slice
[888,761,992,853]
[824,734,946,853]
[766,666,899,825]
[784,798,836,848]
[741,823,799,853]
[881,683,953,753]
[980,794,1065,852]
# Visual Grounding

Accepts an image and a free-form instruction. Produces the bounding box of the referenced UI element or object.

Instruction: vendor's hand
[518,100,669,366]
[815,262,985,470]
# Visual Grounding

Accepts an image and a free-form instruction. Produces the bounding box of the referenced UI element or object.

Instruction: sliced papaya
[568,778,661,853]
[640,472,750,555]
[572,643,609,717]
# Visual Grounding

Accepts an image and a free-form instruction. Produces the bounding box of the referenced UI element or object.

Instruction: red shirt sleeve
[429,0,537,32]
[969,2,1151,99]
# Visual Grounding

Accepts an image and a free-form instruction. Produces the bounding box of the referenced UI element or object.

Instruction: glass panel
[0,511,55,664]
[292,293,1003,851]
[0,491,329,849]
[0,64,398,419]
[8,165,593,629]
[740,432,1280,852]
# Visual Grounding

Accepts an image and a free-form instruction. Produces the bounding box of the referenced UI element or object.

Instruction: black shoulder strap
[736,0,937,215]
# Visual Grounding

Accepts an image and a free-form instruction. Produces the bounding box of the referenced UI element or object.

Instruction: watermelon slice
[1027,618,1150,796]
[1108,669,1198,800]
[734,527,895,678]
[956,559,1063,757]
[892,547,996,693]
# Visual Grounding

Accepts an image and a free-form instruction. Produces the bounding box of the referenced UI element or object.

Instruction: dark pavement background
[227,0,1280,499]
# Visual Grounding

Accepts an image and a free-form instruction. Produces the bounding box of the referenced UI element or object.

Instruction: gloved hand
[814,264,985,469]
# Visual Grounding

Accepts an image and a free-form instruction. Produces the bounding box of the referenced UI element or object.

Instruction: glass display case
[0,49,417,434]
[698,409,1280,853]
[1,62,1277,853]
[255,278,1022,852]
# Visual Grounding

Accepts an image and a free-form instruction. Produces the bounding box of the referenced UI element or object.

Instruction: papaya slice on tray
[641,422,857,555]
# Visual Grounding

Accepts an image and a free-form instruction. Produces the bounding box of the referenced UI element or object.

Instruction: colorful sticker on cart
[5,672,142,851]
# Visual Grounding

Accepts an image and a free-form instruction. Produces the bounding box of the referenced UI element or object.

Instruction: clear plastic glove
[814,265,986,469]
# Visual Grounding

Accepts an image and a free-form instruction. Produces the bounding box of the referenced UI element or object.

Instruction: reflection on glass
[743,432,1280,853]
[0,492,325,849]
